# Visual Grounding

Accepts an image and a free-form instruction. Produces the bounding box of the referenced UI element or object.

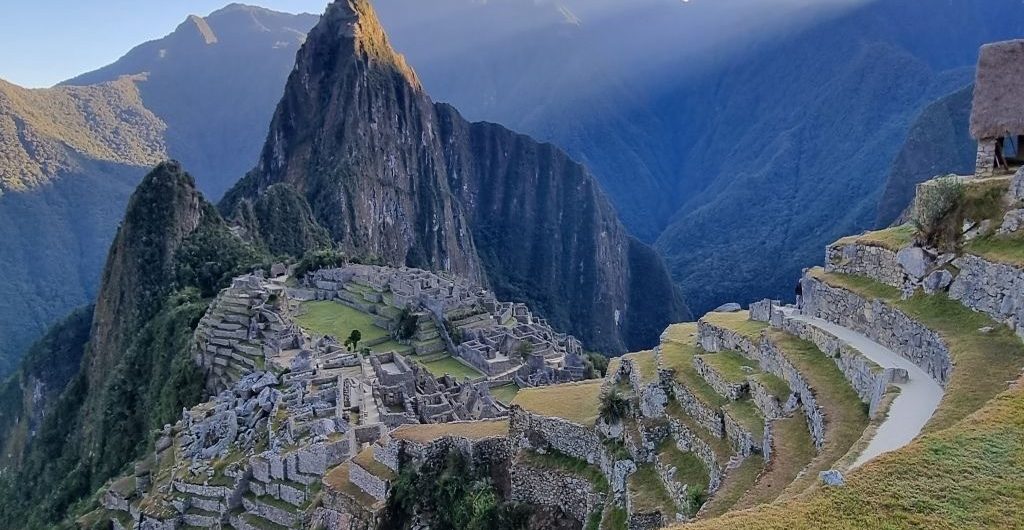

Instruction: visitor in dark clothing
[795,281,803,312]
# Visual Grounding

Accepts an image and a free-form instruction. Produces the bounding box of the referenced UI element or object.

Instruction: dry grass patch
[732,415,815,511]
[834,224,916,251]
[702,312,768,341]
[353,447,396,481]
[767,331,868,498]
[392,419,509,443]
[512,380,604,427]
[629,350,659,384]
[696,454,764,519]
[675,376,1024,530]
[324,463,381,508]
[965,232,1024,267]
[698,351,760,383]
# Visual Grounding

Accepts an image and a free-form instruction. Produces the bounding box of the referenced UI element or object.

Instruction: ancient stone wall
[802,276,951,386]
[826,243,905,288]
[509,407,603,465]
[949,255,1024,339]
[510,458,605,524]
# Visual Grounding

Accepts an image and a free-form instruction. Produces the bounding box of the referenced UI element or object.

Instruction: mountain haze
[0,5,317,375]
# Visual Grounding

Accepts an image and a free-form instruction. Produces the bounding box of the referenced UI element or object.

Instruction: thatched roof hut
[970,39,1024,140]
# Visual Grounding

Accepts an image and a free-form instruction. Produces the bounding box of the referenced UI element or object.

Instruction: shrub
[396,308,418,341]
[600,389,630,423]
[294,248,347,278]
[912,176,964,252]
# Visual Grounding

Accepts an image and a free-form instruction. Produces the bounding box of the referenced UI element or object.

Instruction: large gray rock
[896,246,931,280]
[713,302,743,313]
[819,469,845,487]
[1011,165,1024,202]
[998,209,1024,235]
[922,270,953,294]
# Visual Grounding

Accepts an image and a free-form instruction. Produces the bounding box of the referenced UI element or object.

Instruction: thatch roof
[970,39,1024,139]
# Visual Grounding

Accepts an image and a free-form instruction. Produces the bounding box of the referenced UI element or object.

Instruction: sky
[0,0,328,88]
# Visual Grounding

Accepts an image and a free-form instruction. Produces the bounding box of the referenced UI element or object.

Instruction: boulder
[819,469,845,487]
[713,303,743,313]
[1011,165,1024,202]
[251,372,279,393]
[998,209,1024,235]
[896,247,931,280]
[922,270,953,295]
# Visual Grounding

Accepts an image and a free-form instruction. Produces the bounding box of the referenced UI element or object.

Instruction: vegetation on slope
[512,380,604,427]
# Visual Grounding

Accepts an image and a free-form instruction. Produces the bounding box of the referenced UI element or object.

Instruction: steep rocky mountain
[223,0,687,353]
[875,84,976,227]
[0,5,317,376]
[0,161,265,528]
[373,0,1024,314]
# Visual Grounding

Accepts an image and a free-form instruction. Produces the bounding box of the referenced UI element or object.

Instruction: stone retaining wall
[698,322,826,451]
[666,419,724,493]
[510,458,605,524]
[802,276,951,386]
[509,407,603,465]
[774,311,904,418]
[692,356,747,400]
[826,243,905,288]
[950,254,1024,339]
[666,379,724,438]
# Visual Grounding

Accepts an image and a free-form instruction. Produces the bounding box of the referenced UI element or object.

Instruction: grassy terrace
[512,380,604,427]
[722,400,764,440]
[698,350,760,383]
[418,356,484,380]
[392,419,509,443]
[353,447,396,481]
[811,269,1024,432]
[629,464,677,515]
[659,325,728,409]
[490,383,520,404]
[697,454,764,519]
[965,232,1024,267]
[701,311,768,341]
[659,441,710,491]
[519,450,608,493]
[294,300,406,352]
[664,400,732,462]
[323,463,380,508]
[767,331,868,497]
[733,415,815,511]
[750,372,791,399]
[834,223,916,251]
[678,375,1024,529]
[628,350,659,384]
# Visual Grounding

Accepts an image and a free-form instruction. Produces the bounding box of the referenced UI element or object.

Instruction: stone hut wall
[826,243,905,288]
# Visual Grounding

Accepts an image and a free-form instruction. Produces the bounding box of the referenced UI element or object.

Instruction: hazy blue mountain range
[375,0,1024,313]
[0,5,317,375]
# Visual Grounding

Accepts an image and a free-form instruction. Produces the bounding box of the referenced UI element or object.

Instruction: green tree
[345,329,362,351]
[599,389,630,424]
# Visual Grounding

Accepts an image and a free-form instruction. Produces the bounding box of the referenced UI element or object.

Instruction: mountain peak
[318,0,420,87]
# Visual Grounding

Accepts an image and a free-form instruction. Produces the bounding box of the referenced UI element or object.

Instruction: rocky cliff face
[225,0,686,352]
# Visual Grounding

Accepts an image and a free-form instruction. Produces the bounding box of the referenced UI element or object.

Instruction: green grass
[490,383,520,405]
[601,505,628,530]
[294,300,389,344]
[812,269,1024,432]
[698,350,760,383]
[628,350,660,385]
[767,330,868,498]
[733,415,815,511]
[723,400,765,440]
[519,450,608,493]
[418,356,483,380]
[702,311,768,341]
[965,232,1024,267]
[659,441,710,491]
[659,325,729,408]
[628,464,677,515]
[512,380,604,427]
[689,454,763,519]
[751,372,792,399]
[834,223,916,251]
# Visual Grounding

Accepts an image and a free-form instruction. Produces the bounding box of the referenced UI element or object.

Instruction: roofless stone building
[970,39,1024,177]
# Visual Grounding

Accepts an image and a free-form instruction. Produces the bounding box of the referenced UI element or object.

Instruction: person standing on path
[795,280,803,313]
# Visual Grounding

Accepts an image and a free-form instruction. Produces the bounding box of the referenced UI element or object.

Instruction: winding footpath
[780,308,944,468]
